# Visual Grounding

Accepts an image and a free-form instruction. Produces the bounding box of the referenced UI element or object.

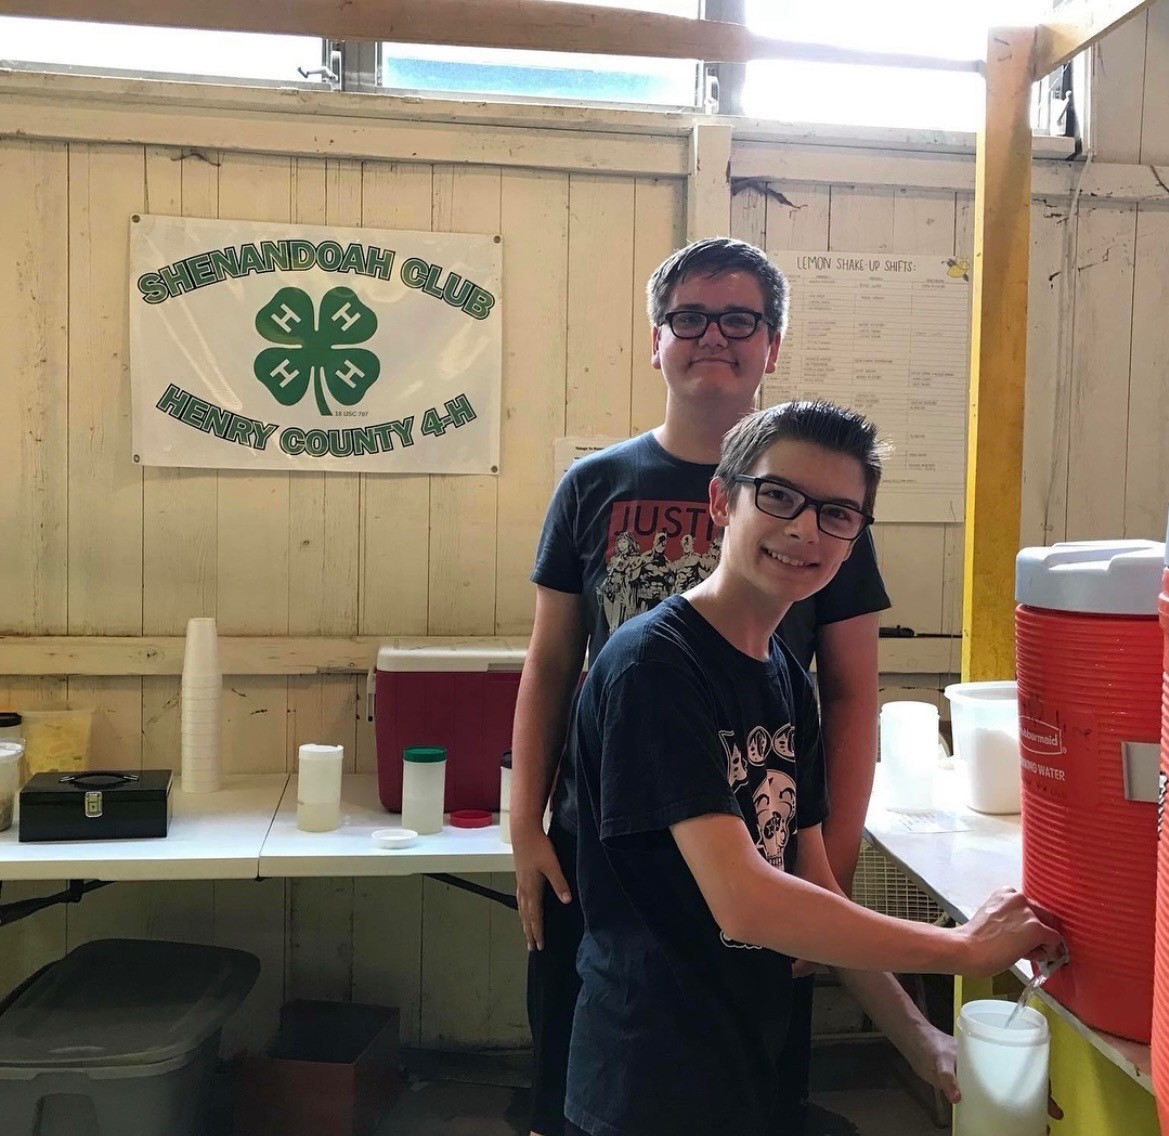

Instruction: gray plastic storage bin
[0,938,259,1136]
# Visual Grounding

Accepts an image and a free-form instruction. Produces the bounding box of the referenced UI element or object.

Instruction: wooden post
[961,26,1036,683]
[687,123,733,240]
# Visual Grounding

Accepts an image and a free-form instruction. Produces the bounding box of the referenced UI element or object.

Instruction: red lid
[449,809,492,828]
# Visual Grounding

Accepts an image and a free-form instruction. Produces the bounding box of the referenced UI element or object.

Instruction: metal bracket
[0,879,110,928]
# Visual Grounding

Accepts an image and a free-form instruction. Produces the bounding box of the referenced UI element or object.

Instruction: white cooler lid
[1015,540,1164,615]
[377,645,526,672]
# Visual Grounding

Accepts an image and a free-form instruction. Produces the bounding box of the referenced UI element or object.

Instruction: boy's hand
[959,887,1063,977]
[513,826,572,951]
[906,1024,959,1104]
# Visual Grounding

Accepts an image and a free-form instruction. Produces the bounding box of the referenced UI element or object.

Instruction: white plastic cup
[297,743,344,832]
[500,753,513,846]
[880,701,939,813]
[401,746,446,836]
[944,681,1021,815]
[182,616,221,677]
[0,740,23,832]
[180,697,221,717]
[180,676,221,794]
[181,676,222,695]
[955,999,1049,1136]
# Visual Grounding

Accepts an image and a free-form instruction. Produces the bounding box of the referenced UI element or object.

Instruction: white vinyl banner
[129,214,501,474]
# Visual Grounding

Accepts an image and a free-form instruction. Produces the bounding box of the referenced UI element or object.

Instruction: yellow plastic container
[19,705,93,778]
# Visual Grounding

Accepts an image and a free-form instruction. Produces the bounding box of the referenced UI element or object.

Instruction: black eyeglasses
[662,309,770,340]
[731,476,873,541]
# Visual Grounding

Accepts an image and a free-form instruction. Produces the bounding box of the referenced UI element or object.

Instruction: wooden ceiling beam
[1032,0,1156,77]
[0,0,979,69]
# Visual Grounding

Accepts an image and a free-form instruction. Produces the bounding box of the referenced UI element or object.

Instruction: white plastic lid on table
[0,939,259,1070]
[1015,540,1165,615]
[376,646,526,672]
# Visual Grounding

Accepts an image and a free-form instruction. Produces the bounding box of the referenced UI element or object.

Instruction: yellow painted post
[961,25,1159,1135]
[962,25,1035,685]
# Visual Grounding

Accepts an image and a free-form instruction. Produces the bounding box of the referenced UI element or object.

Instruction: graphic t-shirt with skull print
[532,430,889,836]
[566,595,828,1136]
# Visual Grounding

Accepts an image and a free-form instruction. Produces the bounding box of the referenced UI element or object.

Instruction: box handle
[58,772,140,789]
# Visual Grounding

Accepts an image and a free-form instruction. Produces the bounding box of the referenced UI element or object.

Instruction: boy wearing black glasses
[561,400,1061,1136]
[514,238,889,1136]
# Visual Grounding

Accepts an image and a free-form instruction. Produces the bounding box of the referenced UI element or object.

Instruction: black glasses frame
[731,475,874,541]
[661,309,770,340]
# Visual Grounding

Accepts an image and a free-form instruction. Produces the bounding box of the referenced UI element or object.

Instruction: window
[0,16,321,84]
[741,0,1056,133]
[381,0,702,108]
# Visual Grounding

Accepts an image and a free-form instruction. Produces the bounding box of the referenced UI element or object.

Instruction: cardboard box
[233,1001,402,1136]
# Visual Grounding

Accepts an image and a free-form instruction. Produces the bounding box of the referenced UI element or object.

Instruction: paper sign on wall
[764,251,972,523]
[553,436,627,482]
[129,214,502,474]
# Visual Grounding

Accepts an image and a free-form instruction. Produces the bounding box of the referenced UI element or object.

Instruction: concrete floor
[216,1039,948,1136]
[374,1080,945,1136]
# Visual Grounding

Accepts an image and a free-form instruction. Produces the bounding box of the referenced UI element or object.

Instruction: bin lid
[0,939,259,1069]
[1015,540,1164,615]
[377,646,526,672]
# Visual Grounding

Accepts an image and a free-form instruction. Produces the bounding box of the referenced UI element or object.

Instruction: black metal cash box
[19,770,173,842]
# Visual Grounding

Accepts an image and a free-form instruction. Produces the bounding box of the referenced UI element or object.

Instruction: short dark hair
[646,238,789,339]
[715,400,890,513]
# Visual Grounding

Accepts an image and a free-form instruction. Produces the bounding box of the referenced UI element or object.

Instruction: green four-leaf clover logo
[253,286,380,416]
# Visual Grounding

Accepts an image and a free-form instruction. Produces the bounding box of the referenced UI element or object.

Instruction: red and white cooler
[1151,521,1169,1130]
[1015,539,1164,1042]
[370,646,525,815]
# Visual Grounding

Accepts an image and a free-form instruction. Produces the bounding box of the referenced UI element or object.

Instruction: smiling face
[650,270,780,407]
[709,438,867,607]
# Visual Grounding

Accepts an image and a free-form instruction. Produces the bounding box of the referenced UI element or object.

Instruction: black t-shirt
[567,596,828,1136]
[532,431,890,833]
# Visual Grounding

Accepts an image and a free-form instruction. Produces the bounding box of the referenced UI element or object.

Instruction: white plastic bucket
[944,681,1021,815]
[955,999,1049,1136]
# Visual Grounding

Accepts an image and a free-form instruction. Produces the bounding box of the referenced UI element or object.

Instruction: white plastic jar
[401,746,446,835]
[296,743,344,832]
[0,740,24,832]
[499,750,513,845]
[954,998,1049,1136]
[0,711,22,744]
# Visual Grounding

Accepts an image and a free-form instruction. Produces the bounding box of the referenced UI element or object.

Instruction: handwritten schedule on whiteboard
[763,251,972,523]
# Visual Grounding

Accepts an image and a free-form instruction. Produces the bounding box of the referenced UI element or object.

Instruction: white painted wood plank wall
[1,8,1167,1048]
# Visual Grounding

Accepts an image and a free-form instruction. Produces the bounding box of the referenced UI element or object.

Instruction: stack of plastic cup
[181,617,222,793]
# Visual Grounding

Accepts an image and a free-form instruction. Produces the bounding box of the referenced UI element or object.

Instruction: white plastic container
[0,741,23,832]
[500,751,513,846]
[0,712,22,744]
[296,744,344,832]
[0,938,258,1136]
[401,746,446,835]
[880,701,939,813]
[19,705,92,778]
[955,999,1049,1136]
[944,680,1021,815]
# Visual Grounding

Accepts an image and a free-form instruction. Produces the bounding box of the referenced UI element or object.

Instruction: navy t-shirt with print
[566,595,828,1136]
[532,431,890,834]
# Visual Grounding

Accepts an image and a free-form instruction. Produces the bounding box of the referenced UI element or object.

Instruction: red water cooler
[1152,531,1169,1130]
[371,646,525,814]
[1016,540,1164,1042]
